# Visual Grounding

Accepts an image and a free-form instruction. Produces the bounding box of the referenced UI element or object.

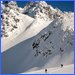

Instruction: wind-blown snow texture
[1,1,74,74]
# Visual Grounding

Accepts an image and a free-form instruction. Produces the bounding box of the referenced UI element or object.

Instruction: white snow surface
[1,1,74,74]
[23,64,74,74]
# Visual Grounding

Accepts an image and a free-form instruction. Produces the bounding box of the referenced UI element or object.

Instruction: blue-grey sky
[17,1,74,12]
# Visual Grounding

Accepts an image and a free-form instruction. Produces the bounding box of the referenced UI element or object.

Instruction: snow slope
[2,17,74,74]
[23,64,74,74]
[2,18,52,52]
[1,1,74,74]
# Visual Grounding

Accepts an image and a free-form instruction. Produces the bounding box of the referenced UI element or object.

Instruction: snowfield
[23,64,74,74]
[1,1,74,74]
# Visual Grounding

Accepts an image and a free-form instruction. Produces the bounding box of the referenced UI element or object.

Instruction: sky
[17,1,74,12]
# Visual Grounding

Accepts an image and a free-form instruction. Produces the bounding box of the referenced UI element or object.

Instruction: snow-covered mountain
[23,1,57,19]
[1,1,74,74]
[1,1,34,40]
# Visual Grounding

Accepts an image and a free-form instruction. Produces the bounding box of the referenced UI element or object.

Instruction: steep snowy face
[1,1,74,50]
[1,1,64,39]
[2,15,74,74]
[23,1,61,20]
[1,1,74,74]
[1,1,34,40]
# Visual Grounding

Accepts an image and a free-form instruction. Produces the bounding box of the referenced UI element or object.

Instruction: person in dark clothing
[61,64,63,68]
[45,69,47,73]
[60,48,64,52]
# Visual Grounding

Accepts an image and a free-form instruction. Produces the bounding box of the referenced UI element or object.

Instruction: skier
[45,69,47,73]
[61,64,63,68]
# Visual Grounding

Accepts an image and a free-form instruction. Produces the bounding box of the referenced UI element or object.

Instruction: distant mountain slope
[1,1,74,74]
[1,1,34,40]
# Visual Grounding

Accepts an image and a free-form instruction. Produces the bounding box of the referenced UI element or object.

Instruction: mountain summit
[23,1,62,20]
